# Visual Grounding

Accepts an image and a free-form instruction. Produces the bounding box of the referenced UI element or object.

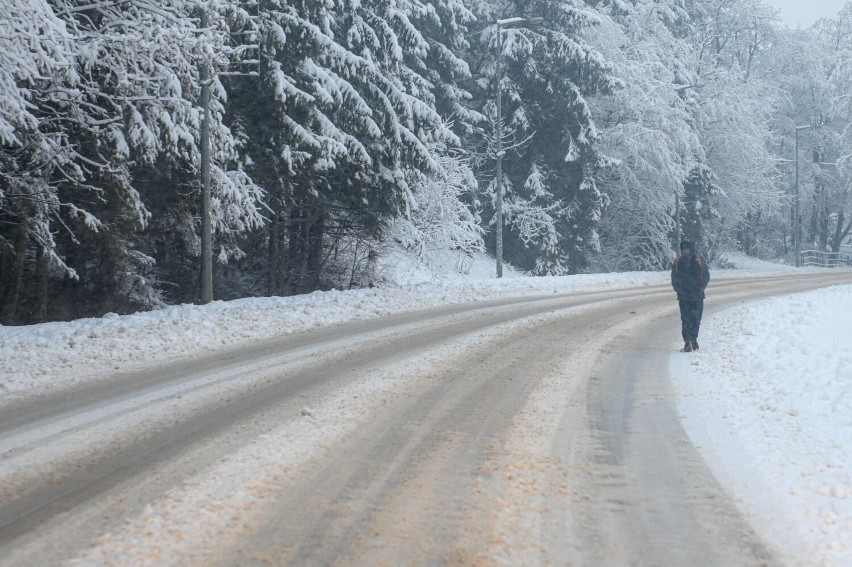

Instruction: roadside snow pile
[671,284,852,567]
[718,251,794,271]
[0,254,821,399]
[0,271,665,395]
[376,248,525,284]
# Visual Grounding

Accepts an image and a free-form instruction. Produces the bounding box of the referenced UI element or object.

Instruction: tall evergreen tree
[0,0,265,322]
[467,0,618,275]
[229,0,476,294]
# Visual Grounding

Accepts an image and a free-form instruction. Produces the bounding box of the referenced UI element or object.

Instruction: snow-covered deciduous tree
[683,0,785,258]
[756,16,852,260]
[803,5,852,253]
[585,0,702,271]
[387,148,483,264]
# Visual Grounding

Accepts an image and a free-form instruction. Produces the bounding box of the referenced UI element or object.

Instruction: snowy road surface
[1,271,850,565]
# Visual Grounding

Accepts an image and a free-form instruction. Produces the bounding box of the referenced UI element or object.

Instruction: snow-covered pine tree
[229,0,476,294]
[467,0,618,275]
[0,0,76,323]
[404,0,481,132]
[0,0,265,321]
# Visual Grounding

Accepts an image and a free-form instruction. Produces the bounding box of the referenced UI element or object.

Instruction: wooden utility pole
[495,20,504,279]
[196,6,260,303]
[199,8,213,304]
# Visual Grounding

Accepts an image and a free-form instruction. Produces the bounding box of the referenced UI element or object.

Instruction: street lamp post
[493,17,542,278]
[794,124,814,267]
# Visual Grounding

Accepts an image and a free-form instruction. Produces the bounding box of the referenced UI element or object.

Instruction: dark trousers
[678,299,704,343]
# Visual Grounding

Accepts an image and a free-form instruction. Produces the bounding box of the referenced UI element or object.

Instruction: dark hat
[680,240,694,250]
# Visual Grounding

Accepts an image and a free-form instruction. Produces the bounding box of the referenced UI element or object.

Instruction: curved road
[1,272,850,565]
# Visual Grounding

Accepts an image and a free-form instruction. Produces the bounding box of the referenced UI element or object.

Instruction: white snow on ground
[671,284,852,567]
[3,253,659,397]
[0,251,806,397]
[1,250,850,564]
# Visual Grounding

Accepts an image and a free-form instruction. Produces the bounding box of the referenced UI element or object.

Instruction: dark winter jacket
[671,252,710,300]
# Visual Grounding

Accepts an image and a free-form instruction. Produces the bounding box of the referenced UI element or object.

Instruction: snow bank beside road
[0,254,824,399]
[1,270,672,396]
[671,285,852,567]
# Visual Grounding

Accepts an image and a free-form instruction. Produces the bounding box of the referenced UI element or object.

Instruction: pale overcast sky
[764,0,847,28]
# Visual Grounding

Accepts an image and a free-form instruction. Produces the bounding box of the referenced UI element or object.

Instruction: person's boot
[680,342,693,352]
[692,339,699,351]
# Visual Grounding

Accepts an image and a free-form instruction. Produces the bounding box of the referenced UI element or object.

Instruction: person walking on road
[671,240,710,352]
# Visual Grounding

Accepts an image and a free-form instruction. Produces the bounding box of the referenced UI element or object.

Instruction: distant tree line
[2,0,852,324]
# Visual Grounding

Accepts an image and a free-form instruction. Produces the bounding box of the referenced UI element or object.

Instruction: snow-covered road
[1,266,851,565]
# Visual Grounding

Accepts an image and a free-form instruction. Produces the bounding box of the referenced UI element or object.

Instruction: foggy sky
[764,0,847,28]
